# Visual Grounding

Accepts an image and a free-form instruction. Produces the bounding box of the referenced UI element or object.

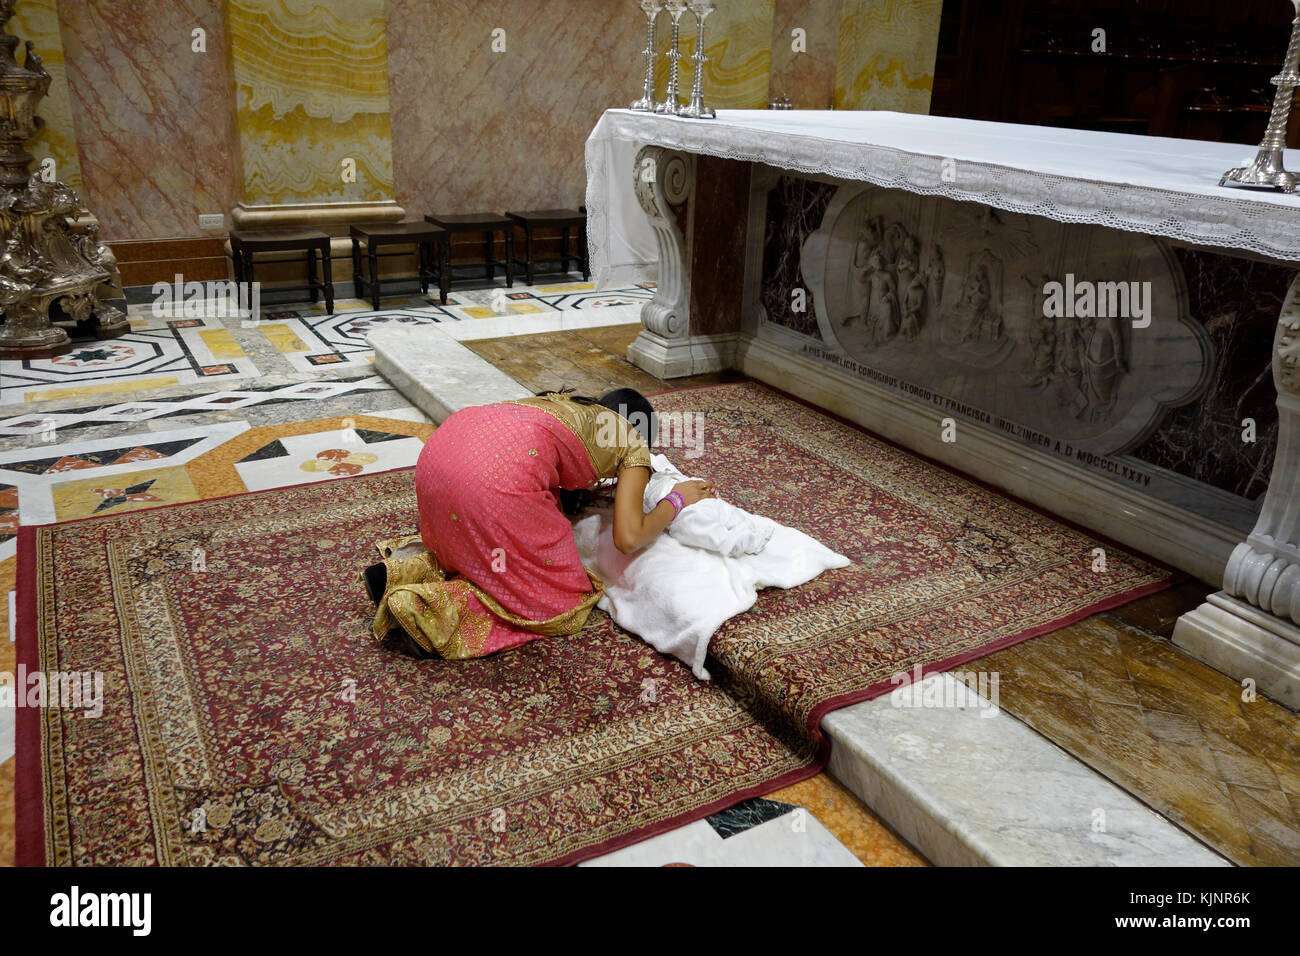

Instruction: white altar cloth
[585,109,1300,287]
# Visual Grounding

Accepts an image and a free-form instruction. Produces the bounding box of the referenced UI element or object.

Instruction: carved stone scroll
[633,145,693,340]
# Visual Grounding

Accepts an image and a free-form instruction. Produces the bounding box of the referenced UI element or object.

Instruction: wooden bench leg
[351,237,364,302]
[307,247,320,304]
[321,244,335,314]
[439,237,450,304]
[367,243,380,311]
[504,228,514,288]
[525,226,535,286]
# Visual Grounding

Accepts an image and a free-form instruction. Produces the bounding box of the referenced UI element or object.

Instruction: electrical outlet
[198,213,225,229]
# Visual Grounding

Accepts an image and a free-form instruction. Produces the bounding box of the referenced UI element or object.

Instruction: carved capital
[633,146,693,218]
[1274,275,1300,395]
[633,146,693,340]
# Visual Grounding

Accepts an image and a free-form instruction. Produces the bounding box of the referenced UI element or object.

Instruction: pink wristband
[662,491,684,517]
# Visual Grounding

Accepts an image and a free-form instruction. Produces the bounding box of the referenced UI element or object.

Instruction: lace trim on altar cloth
[585,110,1300,289]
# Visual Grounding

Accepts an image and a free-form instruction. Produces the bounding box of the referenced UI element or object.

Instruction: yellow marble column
[833,0,942,113]
[10,0,82,193]
[226,0,401,228]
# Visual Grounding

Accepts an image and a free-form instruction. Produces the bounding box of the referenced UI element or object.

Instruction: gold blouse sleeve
[617,425,653,473]
[504,394,652,479]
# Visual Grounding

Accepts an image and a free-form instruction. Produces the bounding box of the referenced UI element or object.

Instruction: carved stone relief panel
[799,184,1211,458]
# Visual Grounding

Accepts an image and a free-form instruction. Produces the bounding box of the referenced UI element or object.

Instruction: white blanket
[573,455,850,679]
[642,453,774,557]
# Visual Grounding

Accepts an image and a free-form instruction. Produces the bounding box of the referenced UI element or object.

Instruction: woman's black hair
[538,386,658,445]
[596,387,658,446]
[539,386,658,515]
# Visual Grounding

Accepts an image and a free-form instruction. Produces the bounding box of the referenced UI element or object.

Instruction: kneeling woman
[365,388,715,659]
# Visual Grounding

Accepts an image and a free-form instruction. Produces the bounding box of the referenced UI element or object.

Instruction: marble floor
[0,282,925,868]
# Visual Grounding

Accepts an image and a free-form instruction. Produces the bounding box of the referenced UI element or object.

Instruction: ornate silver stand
[1220,8,1300,193]
[655,1,687,115]
[678,2,716,119]
[0,3,126,358]
[629,1,663,111]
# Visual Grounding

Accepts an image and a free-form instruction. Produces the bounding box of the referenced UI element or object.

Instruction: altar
[586,108,1300,708]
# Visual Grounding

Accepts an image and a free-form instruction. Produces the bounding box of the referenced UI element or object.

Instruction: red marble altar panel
[689,155,750,337]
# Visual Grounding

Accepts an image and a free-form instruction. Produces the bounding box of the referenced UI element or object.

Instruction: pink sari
[402,401,602,656]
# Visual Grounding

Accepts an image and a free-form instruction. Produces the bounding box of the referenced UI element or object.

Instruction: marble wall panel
[386,0,647,214]
[228,0,394,205]
[1129,249,1296,501]
[9,0,82,193]
[689,155,750,336]
[45,0,945,244]
[769,0,842,109]
[57,0,238,241]
[834,0,942,112]
[760,176,838,338]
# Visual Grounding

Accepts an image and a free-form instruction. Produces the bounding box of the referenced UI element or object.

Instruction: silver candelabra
[656,1,688,114]
[679,2,717,119]
[1221,2,1300,193]
[630,1,661,111]
[630,0,717,119]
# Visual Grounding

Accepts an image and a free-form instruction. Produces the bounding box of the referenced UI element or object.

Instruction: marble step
[822,673,1230,866]
[367,307,645,424]
[368,325,533,423]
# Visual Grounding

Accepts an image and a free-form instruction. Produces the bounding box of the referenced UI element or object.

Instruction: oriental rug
[15,381,1174,866]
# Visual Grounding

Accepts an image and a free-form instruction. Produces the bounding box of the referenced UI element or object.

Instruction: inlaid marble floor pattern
[0,279,655,407]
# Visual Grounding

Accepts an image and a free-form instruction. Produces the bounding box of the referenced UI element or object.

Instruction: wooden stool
[505,209,589,285]
[422,213,514,288]
[350,221,449,309]
[228,228,334,313]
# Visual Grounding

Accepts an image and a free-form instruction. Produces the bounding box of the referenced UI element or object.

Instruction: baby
[642,453,773,558]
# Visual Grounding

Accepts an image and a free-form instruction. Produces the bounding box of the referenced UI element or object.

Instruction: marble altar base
[1173,592,1300,710]
[625,328,738,379]
[736,334,1243,587]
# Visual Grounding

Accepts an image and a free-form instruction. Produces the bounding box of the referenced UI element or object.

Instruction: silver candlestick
[630,1,663,111]
[656,1,688,115]
[679,1,717,118]
[1221,3,1300,193]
